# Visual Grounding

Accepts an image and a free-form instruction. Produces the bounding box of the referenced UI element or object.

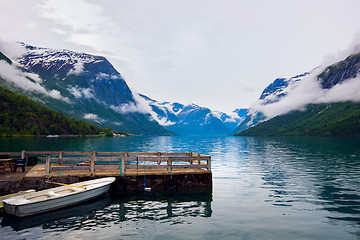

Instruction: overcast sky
[1,0,360,113]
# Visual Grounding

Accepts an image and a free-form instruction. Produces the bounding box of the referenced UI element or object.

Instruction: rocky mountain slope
[0,44,172,135]
[1,43,248,136]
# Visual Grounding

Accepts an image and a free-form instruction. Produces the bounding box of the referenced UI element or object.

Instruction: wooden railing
[0,151,211,177]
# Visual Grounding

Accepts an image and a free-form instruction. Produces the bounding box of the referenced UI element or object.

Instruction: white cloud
[2,1,360,113]
[0,38,26,59]
[33,0,360,113]
[252,65,360,118]
[0,61,70,102]
[210,111,222,120]
[110,102,146,114]
[110,91,177,126]
[315,76,360,103]
[136,94,178,126]
[25,72,43,83]
[67,61,84,75]
[67,85,94,99]
[96,72,121,80]
[114,91,151,115]
[224,112,242,123]
[83,113,98,120]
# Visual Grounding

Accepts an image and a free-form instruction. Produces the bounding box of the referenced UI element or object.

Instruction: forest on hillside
[0,86,110,136]
[237,102,360,137]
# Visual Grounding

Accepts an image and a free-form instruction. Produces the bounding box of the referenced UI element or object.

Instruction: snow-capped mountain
[259,73,309,104]
[17,43,134,106]
[0,43,247,136]
[232,73,310,134]
[0,44,172,135]
[141,94,246,135]
[233,51,360,135]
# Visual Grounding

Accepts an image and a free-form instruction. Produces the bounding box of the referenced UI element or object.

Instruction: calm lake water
[1,136,360,239]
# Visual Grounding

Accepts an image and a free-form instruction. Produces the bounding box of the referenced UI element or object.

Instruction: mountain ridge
[0,44,173,136]
[236,101,360,137]
[141,94,247,136]
[234,51,360,136]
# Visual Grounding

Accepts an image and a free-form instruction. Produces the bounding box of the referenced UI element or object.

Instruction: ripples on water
[0,136,360,239]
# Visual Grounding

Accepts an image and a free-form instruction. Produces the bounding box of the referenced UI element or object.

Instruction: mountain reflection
[245,137,360,224]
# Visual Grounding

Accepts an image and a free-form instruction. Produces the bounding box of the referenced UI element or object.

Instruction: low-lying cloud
[110,90,177,126]
[252,65,360,118]
[83,113,98,120]
[67,61,84,75]
[0,61,70,102]
[0,39,26,59]
[67,85,94,99]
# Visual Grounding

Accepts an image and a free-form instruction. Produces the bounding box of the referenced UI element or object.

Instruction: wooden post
[120,155,125,175]
[157,152,161,165]
[59,151,63,159]
[21,150,25,159]
[124,152,128,164]
[45,156,50,177]
[90,152,96,176]
[207,157,211,172]
[167,159,172,174]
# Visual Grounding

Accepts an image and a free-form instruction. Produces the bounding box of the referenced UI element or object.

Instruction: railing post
[120,155,125,175]
[45,156,50,177]
[90,152,96,176]
[59,151,63,159]
[21,150,25,159]
[157,152,161,165]
[167,159,172,174]
[124,152,128,164]
[207,156,211,172]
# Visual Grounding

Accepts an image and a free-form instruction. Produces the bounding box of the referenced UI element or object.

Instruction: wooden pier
[0,151,212,195]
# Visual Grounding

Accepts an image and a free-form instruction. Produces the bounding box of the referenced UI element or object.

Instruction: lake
[1,136,360,239]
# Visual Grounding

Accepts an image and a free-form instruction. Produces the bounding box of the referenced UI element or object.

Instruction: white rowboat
[3,177,115,217]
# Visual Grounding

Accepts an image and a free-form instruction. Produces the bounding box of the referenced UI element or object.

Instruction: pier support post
[45,156,50,177]
[167,159,172,173]
[90,152,96,176]
[120,155,125,175]
[207,157,211,172]
[157,152,161,165]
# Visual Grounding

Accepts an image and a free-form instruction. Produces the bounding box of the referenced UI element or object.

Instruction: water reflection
[1,136,360,239]
[1,194,112,231]
[111,191,212,223]
[243,137,360,226]
[1,190,212,231]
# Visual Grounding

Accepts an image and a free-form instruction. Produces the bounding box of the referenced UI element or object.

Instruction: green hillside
[236,102,360,137]
[0,86,107,136]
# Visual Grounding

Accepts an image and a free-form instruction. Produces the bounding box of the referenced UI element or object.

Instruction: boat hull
[3,177,115,217]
